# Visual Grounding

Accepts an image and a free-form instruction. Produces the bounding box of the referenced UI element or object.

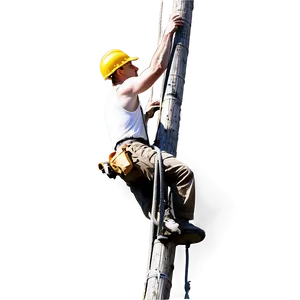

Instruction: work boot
[170,219,206,245]
[164,217,181,234]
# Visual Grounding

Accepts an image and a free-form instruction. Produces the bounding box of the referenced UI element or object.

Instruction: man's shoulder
[106,86,119,107]
[109,84,121,93]
[113,82,139,112]
[117,77,139,96]
[107,84,122,101]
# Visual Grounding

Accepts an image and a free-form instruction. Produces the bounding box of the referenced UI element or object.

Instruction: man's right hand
[164,14,184,36]
[118,14,184,99]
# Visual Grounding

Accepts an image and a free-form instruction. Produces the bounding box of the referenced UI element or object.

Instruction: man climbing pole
[99,14,205,243]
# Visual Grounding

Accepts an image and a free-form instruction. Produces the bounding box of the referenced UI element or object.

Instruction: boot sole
[169,229,206,245]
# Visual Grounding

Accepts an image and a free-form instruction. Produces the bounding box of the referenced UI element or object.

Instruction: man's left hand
[146,100,160,118]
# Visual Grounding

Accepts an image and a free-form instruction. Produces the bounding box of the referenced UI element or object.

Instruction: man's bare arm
[119,15,184,101]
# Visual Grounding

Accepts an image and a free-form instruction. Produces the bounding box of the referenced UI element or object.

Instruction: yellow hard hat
[100,49,139,80]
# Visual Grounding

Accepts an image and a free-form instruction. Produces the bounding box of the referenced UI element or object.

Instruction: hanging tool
[143,145,179,300]
[98,161,116,179]
[153,27,176,145]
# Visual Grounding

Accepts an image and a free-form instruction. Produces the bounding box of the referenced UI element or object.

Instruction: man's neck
[112,76,125,86]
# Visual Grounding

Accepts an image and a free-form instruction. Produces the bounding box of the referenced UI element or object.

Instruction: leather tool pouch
[108,145,133,175]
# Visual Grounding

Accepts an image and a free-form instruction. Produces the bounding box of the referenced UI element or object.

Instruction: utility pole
[144,0,194,299]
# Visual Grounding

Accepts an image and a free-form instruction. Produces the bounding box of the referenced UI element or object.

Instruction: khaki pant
[120,141,195,220]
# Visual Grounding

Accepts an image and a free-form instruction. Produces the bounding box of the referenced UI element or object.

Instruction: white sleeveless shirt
[105,85,148,149]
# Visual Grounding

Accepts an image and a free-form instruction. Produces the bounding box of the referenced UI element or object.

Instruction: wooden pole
[155,0,194,156]
[145,0,194,299]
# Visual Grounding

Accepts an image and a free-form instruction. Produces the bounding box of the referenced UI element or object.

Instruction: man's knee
[180,159,195,179]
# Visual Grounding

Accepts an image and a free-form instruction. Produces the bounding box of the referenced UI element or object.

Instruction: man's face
[122,61,139,78]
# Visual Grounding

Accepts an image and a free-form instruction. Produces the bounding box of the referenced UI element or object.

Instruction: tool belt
[99,137,147,178]
[114,137,149,150]
[98,145,133,179]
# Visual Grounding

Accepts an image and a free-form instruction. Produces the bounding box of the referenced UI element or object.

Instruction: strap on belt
[114,137,149,150]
